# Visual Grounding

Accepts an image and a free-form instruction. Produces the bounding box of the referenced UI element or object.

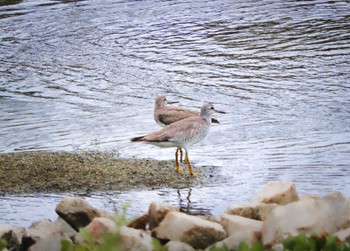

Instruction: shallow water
[1,0,350,227]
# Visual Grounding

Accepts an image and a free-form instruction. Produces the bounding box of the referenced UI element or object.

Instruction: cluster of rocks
[1,180,350,251]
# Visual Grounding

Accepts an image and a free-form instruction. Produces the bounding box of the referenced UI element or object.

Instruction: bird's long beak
[214,108,226,114]
[167,101,179,104]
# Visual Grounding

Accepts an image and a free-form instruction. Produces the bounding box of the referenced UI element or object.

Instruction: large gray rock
[148,202,178,230]
[153,211,226,249]
[55,196,109,231]
[262,194,350,245]
[252,180,299,205]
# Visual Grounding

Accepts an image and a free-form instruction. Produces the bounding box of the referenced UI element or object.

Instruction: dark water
[1,0,350,227]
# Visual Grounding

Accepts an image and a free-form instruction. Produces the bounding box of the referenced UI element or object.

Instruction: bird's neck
[155,103,164,110]
[201,113,212,124]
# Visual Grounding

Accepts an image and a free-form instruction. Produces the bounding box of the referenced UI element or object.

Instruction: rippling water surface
[1,0,350,227]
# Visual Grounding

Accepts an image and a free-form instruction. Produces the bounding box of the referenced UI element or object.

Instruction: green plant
[206,234,350,251]
[283,233,350,251]
[0,239,7,251]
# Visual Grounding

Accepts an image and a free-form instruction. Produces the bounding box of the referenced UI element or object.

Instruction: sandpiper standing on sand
[153,96,220,163]
[131,103,223,176]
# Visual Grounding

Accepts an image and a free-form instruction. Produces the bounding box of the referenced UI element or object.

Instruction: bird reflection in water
[177,188,211,216]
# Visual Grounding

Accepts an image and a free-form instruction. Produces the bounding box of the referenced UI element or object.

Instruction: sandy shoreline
[0,151,208,194]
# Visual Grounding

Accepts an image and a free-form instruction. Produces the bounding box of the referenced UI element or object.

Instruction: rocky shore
[0,151,210,194]
[1,181,350,251]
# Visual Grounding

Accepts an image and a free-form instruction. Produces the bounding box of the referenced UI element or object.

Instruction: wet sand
[0,151,207,194]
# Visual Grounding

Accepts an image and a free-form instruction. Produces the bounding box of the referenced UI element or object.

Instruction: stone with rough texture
[78,217,154,251]
[28,235,72,251]
[0,224,12,238]
[335,226,350,242]
[165,240,195,251]
[0,224,12,241]
[252,180,299,205]
[128,212,149,230]
[226,203,278,221]
[262,195,350,245]
[55,196,107,231]
[153,211,226,249]
[206,230,260,250]
[12,227,26,247]
[119,226,154,251]
[22,219,70,250]
[54,217,77,239]
[78,217,118,242]
[220,214,263,237]
[0,224,13,250]
[148,202,178,230]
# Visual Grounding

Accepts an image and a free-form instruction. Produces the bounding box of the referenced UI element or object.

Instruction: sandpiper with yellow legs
[153,96,220,170]
[131,103,224,176]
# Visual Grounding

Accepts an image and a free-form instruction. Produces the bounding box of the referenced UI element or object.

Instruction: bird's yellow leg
[175,148,183,173]
[185,151,197,176]
[179,148,183,162]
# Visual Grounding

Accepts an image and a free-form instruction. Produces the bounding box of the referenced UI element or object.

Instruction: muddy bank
[0,151,208,194]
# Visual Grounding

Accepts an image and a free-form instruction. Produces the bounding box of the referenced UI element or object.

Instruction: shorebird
[153,96,220,126]
[153,96,220,163]
[131,103,223,176]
